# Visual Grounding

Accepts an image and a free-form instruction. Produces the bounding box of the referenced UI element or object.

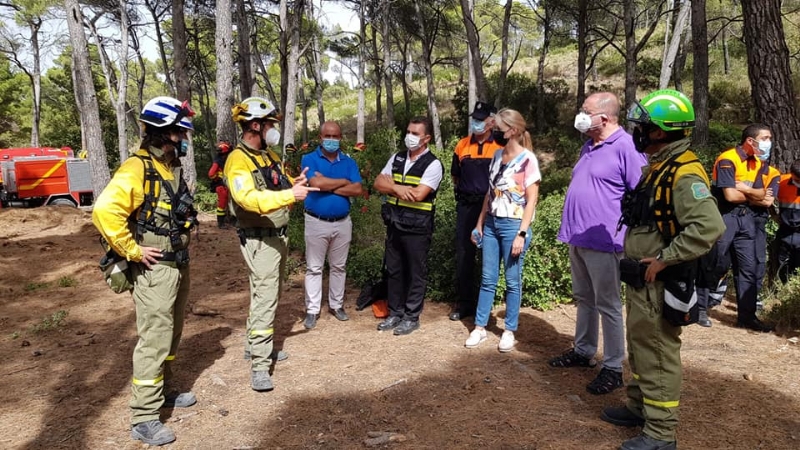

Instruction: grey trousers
[569,245,625,372]
[304,214,353,314]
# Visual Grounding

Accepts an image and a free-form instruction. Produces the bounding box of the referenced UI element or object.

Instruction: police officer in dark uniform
[373,116,443,336]
[450,101,502,320]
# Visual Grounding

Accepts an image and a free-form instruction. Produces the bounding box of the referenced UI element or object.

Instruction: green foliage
[193,182,218,213]
[636,57,661,91]
[708,80,752,124]
[57,276,78,288]
[692,121,742,173]
[24,281,49,292]
[30,310,68,333]
[766,275,800,331]
[494,191,573,310]
[0,59,30,147]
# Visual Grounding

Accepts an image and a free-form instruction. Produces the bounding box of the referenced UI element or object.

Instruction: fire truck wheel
[50,198,76,207]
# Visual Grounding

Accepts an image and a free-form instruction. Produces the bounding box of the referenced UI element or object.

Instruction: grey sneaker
[251,370,274,391]
[244,349,289,361]
[163,391,196,408]
[303,313,318,329]
[330,308,349,321]
[131,420,176,446]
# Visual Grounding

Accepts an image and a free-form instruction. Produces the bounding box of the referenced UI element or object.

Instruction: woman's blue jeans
[475,215,531,331]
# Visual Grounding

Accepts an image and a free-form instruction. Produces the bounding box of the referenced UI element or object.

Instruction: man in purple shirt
[549,92,647,395]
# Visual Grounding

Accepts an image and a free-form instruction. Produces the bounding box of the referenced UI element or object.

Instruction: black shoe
[330,308,349,321]
[449,310,473,321]
[393,319,420,336]
[377,316,402,331]
[736,317,774,332]
[697,309,712,327]
[586,368,624,395]
[619,433,676,450]
[548,348,597,368]
[601,406,645,428]
[303,313,318,329]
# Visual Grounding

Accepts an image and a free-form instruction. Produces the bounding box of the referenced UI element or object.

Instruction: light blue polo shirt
[301,146,362,218]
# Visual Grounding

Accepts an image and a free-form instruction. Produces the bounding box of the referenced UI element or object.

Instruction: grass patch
[30,310,69,333]
[58,276,78,288]
[24,281,50,292]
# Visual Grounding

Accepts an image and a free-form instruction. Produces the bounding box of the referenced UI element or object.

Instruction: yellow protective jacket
[223,141,295,229]
[92,148,184,262]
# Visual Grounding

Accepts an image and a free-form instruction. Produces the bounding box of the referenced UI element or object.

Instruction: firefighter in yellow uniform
[601,90,725,450]
[225,97,318,391]
[92,96,198,446]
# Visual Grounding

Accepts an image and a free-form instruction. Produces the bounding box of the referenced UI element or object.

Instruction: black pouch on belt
[619,258,647,289]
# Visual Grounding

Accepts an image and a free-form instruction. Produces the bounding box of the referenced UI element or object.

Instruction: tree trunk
[459,0,487,103]
[414,1,442,149]
[173,0,196,189]
[237,0,253,98]
[691,0,709,147]
[659,0,689,89]
[722,25,730,75]
[116,1,130,161]
[65,0,110,194]
[369,13,383,125]
[27,19,41,147]
[282,0,304,157]
[494,0,512,108]
[131,27,146,126]
[535,0,552,131]
[623,0,637,111]
[381,0,394,133]
[356,0,366,144]
[741,0,800,171]
[216,0,236,144]
[576,0,588,110]
[299,74,308,143]
[672,26,690,92]
[144,0,173,95]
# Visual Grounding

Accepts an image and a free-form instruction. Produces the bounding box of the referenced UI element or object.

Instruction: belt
[457,193,486,204]
[305,210,349,222]
[239,227,288,238]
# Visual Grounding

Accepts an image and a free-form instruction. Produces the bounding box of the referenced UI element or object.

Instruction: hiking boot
[697,309,712,327]
[601,406,645,428]
[548,348,597,368]
[330,308,349,321]
[587,368,624,395]
[244,349,288,361]
[303,313,318,329]
[465,328,487,348]
[498,330,515,353]
[251,370,274,392]
[377,316,402,331]
[131,420,176,446]
[393,319,420,336]
[163,391,196,408]
[619,433,676,450]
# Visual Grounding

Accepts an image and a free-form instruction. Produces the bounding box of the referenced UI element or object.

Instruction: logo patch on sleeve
[692,182,711,199]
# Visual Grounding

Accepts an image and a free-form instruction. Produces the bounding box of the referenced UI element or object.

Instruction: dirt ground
[1,206,799,450]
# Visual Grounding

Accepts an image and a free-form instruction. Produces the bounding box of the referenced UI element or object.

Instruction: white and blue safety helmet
[140,96,195,131]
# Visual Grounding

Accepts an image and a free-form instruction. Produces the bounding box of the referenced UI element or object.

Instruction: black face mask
[632,125,661,153]
[492,129,509,146]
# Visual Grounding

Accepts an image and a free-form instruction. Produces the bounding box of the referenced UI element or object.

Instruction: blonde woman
[466,108,541,352]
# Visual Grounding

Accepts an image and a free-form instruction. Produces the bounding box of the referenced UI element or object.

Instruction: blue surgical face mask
[757,140,772,161]
[471,119,487,134]
[322,138,340,152]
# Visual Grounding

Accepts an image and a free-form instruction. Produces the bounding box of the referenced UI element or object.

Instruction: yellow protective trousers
[625,281,683,441]
[129,262,190,425]
[241,235,288,371]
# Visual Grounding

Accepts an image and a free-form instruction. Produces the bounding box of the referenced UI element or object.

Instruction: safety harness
[131,154,197,257]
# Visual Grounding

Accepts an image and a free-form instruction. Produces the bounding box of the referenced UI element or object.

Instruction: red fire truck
[0,147,94,208]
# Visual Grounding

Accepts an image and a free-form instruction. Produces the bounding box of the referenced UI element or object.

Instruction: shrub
[57,276,78,288]
[30,310,68,333]
[708,80,752,123]
[693,121,742,173]
[766,275,800,331]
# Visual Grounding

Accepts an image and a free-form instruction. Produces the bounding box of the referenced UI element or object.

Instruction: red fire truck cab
[0,147,94,208]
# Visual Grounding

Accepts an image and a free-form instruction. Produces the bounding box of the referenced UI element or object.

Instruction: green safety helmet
[627,89,695,132]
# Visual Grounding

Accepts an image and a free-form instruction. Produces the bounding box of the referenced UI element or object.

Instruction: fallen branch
[380,378,407,392]
[1,364,39,377]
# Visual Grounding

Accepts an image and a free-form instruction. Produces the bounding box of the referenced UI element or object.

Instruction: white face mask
[263,127,281,147]
[405,133,422,151]
[574,112,594,134]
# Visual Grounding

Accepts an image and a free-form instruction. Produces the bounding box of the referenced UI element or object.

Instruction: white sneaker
[498,330,515,353]
[465,328,487,348]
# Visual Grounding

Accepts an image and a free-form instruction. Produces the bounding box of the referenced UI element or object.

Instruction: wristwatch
[656,251,663,261]
[517,230,527,238]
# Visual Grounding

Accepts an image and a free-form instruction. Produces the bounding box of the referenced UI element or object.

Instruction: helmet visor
[627,101,650,124]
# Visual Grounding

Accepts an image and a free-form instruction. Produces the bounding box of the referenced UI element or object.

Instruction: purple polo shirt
[557,127,647,253]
